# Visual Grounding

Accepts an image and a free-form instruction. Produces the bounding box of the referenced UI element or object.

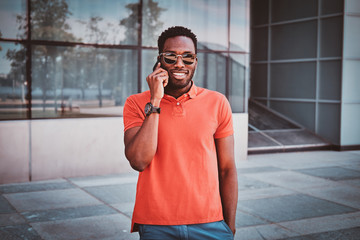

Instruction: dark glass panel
[250,64,267,98]
[251,0,269,26]
[270,62,316,99]
[319,60,341,100]
[271,0,318,23]
[318,103,340,144]
[320,17,343,58]
[271,20,317,60]
[270,101,316,131]
[251,27,268,61]
[321,0,344,15]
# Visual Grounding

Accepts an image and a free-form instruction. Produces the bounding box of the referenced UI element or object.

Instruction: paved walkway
[1,150,360,240]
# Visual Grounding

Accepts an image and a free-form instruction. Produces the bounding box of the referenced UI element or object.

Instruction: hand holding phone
[147,61,168,105]
[153,60,160,71]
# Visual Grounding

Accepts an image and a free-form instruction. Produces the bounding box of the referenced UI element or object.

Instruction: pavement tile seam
[243,170,345,192]
[69,183,133,220]
[237,166,285,174]
[0,181,75,194]
[3,188,104,212]
[294,186,360,210]
[339,179,360,189]
[236,208,273,226]
[67,176,138,188]
[0,213,26,227]
[234,223,301,240]
[277,211,360,236]
[0,223,44,240]
[238,187,297,201]
[262,183,360,213]
[294,166,360,181]
[277,227,360,240]
[235,211,360,240]
[30,213,135,240]
[20,204,120,223]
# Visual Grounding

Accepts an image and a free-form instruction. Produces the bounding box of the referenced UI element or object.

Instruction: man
[123,26,238,240]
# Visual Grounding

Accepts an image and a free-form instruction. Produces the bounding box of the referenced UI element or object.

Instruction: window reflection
[229,53,247,112]
[230,0,250,52]
[0,42,28,119]
[0,0,249,119]
[141,49,158,92]
[195,52,227,95]
[0,0,27,39]
[30,0,139,44]
[142,0,228,50]
[31,45,137,118]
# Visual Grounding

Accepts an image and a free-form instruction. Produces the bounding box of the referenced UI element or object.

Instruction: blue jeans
[138,220,234,240]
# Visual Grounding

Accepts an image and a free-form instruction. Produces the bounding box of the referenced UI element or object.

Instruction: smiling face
[161,36,197,95]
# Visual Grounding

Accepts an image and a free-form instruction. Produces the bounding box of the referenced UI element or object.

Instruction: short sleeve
[123,96,146,132]
[214,95,234,139]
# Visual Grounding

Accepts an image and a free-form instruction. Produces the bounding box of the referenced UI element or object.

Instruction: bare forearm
[219,167,238,234]
[125,113,159,171]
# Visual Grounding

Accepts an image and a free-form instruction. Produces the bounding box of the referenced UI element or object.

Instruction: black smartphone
[152,59,160,71]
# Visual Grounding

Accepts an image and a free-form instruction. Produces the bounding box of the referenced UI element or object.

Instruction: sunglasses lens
[182,54,195,65]
[163,54,177,64]
[162,53,195,65]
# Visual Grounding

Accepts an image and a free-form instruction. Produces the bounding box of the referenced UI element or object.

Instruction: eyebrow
[163,51,194,54]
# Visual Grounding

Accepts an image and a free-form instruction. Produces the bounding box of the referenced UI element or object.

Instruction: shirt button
[177,102,180,106]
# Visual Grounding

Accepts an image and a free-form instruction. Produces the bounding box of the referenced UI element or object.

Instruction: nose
[174,55,185,68]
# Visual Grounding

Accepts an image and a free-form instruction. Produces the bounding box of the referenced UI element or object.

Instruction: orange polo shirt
[123,83,234,232]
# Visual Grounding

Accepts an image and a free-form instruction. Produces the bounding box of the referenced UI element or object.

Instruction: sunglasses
[160,52,197,65]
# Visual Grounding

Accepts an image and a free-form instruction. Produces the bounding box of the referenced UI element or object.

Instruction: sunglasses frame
[159,52,197,65]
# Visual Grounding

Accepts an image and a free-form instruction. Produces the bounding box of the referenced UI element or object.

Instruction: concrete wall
[0,113,248,184]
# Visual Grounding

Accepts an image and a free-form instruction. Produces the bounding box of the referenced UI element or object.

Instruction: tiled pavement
[1,150,360,240]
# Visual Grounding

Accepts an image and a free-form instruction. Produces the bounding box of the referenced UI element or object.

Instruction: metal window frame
[0,0,250,120]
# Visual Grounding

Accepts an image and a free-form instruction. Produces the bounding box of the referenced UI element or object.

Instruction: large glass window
[0,0,249,120]
[142,0,229,50]
[0,0,27,39]
[0,42,28,119]
[31,46,138,118]
[31,0,139,44]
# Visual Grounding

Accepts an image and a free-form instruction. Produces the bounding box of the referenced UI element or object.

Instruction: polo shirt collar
[188,81,198,99]
[163,81,198,100]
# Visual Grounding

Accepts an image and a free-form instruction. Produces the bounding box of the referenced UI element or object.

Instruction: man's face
[161,36,197,91]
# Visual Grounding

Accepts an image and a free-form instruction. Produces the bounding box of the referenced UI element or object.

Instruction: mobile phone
[152,59,160,71]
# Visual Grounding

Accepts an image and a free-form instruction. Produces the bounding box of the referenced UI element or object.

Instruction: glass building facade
[250,0,360,148]
[0,0,249,120]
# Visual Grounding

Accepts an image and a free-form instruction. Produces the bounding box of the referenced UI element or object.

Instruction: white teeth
[173,73,185,76]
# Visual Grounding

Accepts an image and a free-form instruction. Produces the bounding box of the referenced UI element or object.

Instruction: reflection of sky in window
[151,0,228,50]
[0,0,249,50]
[66,0,137,44]
[0,43,22,74]
[230,0,249,52]
[0,0,26,39]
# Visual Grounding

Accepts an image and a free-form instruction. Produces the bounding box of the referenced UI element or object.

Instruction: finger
[155,72,168,78]
[154,62,161,70]
[163,78,168,87]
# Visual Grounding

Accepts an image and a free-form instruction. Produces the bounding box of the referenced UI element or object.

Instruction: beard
[165,68,196,91]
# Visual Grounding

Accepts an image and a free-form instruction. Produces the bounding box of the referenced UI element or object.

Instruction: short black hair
[157,26,198,54]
